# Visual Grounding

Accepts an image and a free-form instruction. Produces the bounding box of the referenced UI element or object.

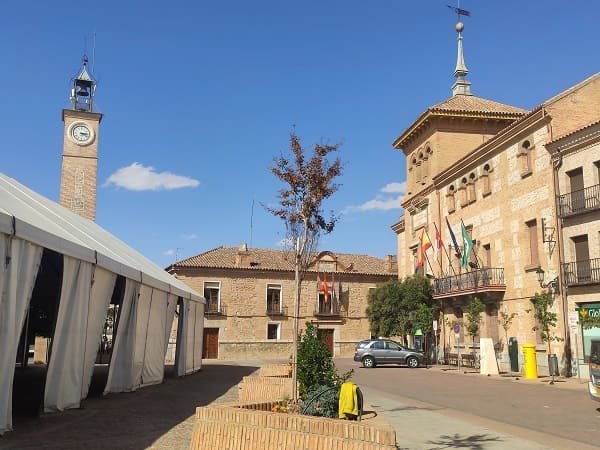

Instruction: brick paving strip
[1,360,262,450]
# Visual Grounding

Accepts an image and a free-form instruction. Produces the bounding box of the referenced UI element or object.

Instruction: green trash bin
[508,337,519,372]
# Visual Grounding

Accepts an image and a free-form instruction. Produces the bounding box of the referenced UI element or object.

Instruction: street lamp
[535,267,559,294]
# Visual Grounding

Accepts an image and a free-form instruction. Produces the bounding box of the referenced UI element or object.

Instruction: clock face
[69,122,94,145]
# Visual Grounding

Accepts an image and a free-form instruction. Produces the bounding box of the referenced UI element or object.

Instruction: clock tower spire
[59,54,103,221]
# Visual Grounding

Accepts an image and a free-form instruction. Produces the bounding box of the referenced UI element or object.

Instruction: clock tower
[59,55,103,221]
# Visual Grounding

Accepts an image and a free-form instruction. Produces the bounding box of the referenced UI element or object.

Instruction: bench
[445,352,480,369]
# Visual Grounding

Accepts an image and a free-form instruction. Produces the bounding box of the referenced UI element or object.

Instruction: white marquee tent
[0,172,204,434]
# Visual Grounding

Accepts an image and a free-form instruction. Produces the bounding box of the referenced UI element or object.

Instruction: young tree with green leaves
[466,297,485,351]
[529,291,564,353]
[296,322,352,399]
[499,308,517,351]
[265,131,342,400]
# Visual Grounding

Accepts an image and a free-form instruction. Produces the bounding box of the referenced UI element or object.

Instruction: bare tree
[265,131,342,400]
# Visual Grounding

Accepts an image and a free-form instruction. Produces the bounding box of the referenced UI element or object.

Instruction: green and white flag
[460,222,474,269]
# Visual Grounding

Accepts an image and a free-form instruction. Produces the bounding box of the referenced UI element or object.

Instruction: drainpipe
[552,148,571,376]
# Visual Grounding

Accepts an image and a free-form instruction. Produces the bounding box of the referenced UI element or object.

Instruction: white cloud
[343,182,405,214]
[380,182,406,194]
[104,162,200,191]
[164,249,175,257]
[181,233,199,240]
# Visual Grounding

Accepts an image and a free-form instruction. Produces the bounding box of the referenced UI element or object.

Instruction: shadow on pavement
[2,362,259,449]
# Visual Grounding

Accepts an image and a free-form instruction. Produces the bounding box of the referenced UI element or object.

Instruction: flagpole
[434,222,458,278]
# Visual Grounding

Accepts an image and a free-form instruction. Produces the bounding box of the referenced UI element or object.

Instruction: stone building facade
[547,120,600,377]
[391,21,600,374]
[167,244,397,360]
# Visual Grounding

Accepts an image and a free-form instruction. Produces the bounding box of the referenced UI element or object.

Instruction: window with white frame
[266,283,282,314]
[267,323,280,340]
[203,281,220,313]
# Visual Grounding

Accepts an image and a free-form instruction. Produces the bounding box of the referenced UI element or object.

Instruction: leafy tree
[265,131,342,399]
[366,280,402,337]
[465,297,485,350]
[366,275,434,342]
[499,308,517,351]
[296,322,352,399]
[528,291,564,353]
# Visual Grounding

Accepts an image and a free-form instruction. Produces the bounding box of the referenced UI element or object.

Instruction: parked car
[588,340,600,402]
[353,339,424,368]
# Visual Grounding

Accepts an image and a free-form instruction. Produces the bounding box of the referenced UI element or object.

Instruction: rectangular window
[526,219,539,268]
[266,284,282,314]
[267,323,280,340]
[203,281,220,314]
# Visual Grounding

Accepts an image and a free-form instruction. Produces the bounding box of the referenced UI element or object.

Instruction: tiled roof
[171,246,395,276]
[393,94,527,149]
[429,95,528,116]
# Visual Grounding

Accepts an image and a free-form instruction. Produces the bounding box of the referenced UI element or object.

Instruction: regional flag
[460,223,474,269]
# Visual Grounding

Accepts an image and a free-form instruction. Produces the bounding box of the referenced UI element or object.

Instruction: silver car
[353,339,424,368]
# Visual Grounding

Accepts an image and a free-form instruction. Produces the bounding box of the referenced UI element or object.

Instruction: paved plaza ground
[0,359,594,449]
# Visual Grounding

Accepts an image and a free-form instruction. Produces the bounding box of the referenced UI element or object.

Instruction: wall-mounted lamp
[535,267,559,294]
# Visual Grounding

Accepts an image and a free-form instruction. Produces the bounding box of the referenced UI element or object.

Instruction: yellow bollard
[522,343,538,379]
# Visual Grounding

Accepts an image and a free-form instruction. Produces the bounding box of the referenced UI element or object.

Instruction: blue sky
[1,1,597,267]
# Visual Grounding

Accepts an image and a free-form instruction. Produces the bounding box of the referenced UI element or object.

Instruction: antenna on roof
[250,197,255,248]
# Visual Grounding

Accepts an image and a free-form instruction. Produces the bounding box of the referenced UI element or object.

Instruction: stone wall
[189,402,397,450]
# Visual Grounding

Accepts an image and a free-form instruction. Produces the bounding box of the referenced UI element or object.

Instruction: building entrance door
[318,329,334,356]
[202,328,219,359]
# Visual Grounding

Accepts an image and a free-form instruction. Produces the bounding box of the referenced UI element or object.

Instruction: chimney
[385,255,398,273]
[236,242,250,267]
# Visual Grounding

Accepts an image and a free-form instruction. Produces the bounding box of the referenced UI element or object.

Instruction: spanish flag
[417,229,432,267]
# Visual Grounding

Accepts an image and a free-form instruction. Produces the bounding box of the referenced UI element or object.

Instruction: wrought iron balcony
[266,303,287,316]
[562,258,600,286]
[204,300,225,316]
[557,184,600,217]
[314,302,345,317]
[432,267,506,297]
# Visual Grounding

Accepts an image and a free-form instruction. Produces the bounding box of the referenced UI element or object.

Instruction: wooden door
[202,328,219,359]
[318,329,334,356]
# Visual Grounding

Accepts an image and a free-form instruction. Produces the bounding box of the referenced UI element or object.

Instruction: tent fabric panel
[141,290,168,387]
[0,236,43,435]
[192,301,204,373]
[81,267,116,400]
[104,279,139,394]
[133,284,153,390]
[164,294,178,357]
[185,301,197,375]
[175,299,188,377]
[44,257,93,412]
[95,253,141,283]
[140,273,170,295]
[14,218,95,264]
[0,209,12,234]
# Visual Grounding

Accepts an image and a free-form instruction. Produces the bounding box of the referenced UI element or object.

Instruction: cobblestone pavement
[0,360,261,450]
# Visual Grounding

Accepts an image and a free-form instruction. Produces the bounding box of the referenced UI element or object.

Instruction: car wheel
[362,356,376,368]
[406,356,419,368]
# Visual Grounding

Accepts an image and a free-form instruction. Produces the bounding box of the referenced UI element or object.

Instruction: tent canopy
[0,172,202,302]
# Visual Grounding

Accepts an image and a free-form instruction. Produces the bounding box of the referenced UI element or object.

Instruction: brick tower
[59,55,103,221]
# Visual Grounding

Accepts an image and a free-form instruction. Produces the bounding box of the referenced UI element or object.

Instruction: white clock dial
[69,122,94,145]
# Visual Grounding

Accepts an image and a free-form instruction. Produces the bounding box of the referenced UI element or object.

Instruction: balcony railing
[562,258,600,286]
[204,300,225,316]
[557,184,600,217]
[433,267,505,296]
[266,303,287,316]
[314,302,344,317]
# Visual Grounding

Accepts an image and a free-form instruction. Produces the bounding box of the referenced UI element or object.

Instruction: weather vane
[446,0,471,19]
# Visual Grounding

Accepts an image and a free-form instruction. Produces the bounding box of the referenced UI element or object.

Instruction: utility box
[508,337,519,372]
[548,354,559,377]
